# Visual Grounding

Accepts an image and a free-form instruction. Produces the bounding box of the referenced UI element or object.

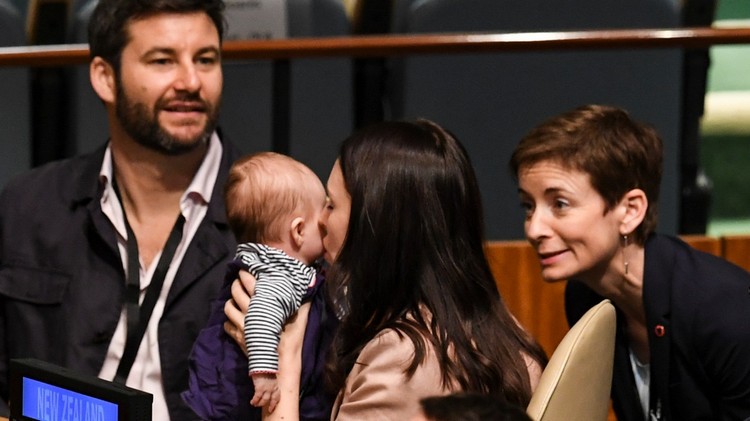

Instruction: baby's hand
[250,373,280,412]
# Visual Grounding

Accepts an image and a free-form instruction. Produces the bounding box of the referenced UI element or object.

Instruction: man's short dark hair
[88,0,225,73]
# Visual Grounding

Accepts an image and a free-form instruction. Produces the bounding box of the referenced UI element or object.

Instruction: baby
[224,152,326,412]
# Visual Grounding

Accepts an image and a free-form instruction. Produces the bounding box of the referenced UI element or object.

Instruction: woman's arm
[262,302,310,421]
[223,270,310,419]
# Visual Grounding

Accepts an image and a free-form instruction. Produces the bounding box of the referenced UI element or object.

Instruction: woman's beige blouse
[330,328,456,420]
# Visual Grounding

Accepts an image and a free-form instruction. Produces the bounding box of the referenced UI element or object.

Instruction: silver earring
[622,234,629,275]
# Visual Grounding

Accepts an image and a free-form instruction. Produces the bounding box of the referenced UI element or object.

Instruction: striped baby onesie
[237,243,317,374]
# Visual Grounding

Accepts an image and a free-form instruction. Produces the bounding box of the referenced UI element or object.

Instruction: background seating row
[0,0,717,240]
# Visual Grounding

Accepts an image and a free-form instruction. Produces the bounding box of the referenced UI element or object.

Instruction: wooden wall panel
[681,235,721,256]
[485,241,567,357]
[721,235,750,272]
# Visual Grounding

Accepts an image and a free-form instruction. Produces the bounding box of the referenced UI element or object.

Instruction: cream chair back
[527,299,616,421]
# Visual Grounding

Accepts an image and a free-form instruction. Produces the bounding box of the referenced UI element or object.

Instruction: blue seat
[67,0,352,181]
[0,0,31,190]
[387,0,684,240]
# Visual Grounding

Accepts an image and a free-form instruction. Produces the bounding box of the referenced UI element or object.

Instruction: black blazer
[0,138,240,419]
[566,234,750,421]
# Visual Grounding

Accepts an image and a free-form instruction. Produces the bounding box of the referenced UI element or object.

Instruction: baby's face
[299,177,327,264]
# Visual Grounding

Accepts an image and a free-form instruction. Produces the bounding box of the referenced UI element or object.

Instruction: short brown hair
[225,152,319,244]
[510,105,663,244]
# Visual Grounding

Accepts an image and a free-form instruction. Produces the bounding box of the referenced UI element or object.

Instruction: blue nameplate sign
[9,359,152,421]
[21,377,119,421]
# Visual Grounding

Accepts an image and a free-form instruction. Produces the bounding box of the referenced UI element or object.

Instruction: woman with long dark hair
[321,119,545,419]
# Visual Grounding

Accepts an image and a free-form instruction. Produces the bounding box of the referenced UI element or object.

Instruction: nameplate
[10,359,152,421]
[21,377,119,421]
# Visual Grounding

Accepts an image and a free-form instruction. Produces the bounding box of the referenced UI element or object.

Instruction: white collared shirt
[97,133,223,420]
[629,347,651,421]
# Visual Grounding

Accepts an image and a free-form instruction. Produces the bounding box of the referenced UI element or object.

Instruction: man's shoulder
[1,151,103,208]
[7,156,78,184]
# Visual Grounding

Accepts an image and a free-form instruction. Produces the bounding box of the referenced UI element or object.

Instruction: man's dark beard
[115,82,219,156]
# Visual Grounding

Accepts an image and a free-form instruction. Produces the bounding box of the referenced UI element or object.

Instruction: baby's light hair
[225,152,320,244]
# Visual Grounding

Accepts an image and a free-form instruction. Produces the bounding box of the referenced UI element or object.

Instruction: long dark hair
[326,119,547,406]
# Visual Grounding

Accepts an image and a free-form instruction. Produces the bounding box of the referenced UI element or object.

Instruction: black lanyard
[112,180,185,384]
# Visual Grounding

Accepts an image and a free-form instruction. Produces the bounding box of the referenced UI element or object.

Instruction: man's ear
[90,57,116,104]
[290,217,305,249]
[620,188,648,236]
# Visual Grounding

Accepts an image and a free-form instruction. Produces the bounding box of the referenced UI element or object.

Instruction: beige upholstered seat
[527,299,616,421]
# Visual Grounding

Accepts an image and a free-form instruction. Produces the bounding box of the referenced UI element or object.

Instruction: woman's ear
[290,217,305,249]
[620,188,648,236]
[90,57,116,104]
